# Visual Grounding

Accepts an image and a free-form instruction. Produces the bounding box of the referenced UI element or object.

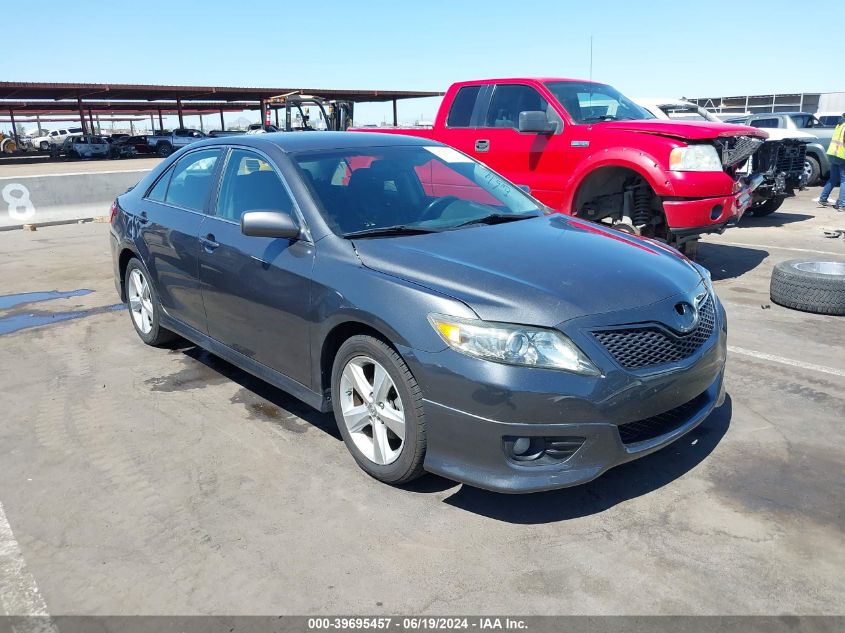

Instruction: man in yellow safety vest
[818,113,845,211]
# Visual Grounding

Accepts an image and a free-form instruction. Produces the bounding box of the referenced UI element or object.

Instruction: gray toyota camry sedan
[109,132,726,493]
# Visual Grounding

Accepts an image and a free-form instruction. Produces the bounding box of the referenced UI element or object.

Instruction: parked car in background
[635,99,809,216]
[31,126,84,151]
[814,112,843,127]
[51,134,110,159]
[207,129,246,138]
[105,136,138,159]
[122,135,156,155]
[146,128,205,156]
[110,132,726,493]
[725,112,834,184]
[356,78,769,258]
[246,124,280,134]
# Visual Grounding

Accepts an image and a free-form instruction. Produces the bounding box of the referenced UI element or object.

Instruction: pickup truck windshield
[545,81,654,124]
[293,145,543,237]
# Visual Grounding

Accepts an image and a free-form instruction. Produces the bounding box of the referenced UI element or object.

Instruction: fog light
[503,436,585,466]
[710,204,723,220]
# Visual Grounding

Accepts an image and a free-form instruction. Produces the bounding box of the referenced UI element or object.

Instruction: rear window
[446,86,481,128]
[750,118,779,128]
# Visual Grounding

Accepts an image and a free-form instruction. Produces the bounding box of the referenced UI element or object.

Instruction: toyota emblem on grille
[673,301,699,333]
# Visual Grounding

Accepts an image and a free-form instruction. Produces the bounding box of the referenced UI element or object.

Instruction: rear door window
[446,86,481,128]
[484,84,549,129]
[750,118,779,128]
[162,149,222,212]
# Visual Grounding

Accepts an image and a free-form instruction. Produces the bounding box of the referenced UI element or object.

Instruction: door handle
[475,139,490,153]
[138,211,149,224]
[200,233,220,251]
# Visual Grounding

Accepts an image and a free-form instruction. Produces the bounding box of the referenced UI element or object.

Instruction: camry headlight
[669,145,722,172]
[428,314,600,375]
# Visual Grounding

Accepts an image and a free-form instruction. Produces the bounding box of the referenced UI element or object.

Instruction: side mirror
[518,111,554,134]
[241,210,300,239]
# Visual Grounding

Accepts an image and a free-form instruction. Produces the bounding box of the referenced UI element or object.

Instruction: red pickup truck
[355,78,767,256]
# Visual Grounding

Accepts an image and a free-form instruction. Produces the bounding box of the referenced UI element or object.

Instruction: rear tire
[770,259,845,315]
[124,258,178,346]
[804,155,821,187]
[157,143,173,157]
[331,335,426,486]
[750,197,784,217]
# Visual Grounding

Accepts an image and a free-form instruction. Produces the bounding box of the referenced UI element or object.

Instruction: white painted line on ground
[0,169,151,180]
[715,241,844,257]
[0,499,56,631]
[728,345,845,378]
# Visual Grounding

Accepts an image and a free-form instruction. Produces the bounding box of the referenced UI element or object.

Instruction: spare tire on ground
[770,260,845,315]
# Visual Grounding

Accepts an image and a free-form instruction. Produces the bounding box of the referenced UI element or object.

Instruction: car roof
[189,131,443,153]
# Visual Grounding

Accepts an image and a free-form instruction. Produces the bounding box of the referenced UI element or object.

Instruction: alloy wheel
[339,356,405,465]
[127,268,154,334]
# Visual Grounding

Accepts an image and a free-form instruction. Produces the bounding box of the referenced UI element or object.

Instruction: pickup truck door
[467,83,567,211]
[198,148,313,387]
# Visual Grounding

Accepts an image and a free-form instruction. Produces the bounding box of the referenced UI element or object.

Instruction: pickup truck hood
[353,216,705,327]
[598,119,768,141]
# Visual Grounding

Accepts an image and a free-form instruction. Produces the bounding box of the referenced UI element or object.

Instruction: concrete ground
[0,190,842,616]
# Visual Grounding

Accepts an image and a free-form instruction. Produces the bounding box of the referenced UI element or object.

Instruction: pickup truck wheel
[750,197,784,217]
[157,143,173,157]
[39,141,49,151]
[804,155,821,186]
[331,335,426,486]
[770,260,845,315]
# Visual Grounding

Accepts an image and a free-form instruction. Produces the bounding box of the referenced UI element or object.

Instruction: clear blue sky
[2,0,840,128]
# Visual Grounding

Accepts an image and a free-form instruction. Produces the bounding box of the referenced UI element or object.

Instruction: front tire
[124,258,177,346]
[331,335,426,485]
[750,197,784,217]
[804,155,821,186]
[157,143,173,157]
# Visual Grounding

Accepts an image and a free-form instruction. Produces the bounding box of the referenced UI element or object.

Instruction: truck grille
[592,294,716,370]
[752,140,807,175]
[617,390,709,444]
[717,135,764,168]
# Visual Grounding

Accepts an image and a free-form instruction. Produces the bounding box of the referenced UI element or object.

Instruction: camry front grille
[592,294,716,370]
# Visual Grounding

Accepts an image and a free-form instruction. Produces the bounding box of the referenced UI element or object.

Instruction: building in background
[686,92,845,116]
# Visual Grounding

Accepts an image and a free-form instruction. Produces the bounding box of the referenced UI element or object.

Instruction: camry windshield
[293,145,543,236]
[545,81,654,124]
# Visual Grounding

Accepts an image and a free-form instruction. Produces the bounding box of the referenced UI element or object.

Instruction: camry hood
[352,216,706,327]
[598,119,768,141]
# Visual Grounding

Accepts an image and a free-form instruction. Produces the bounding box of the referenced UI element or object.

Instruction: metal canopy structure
[0,81,443,141]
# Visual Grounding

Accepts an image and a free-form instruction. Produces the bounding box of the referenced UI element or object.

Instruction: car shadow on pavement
[698,243,769,281]
[736,212,813,228]
[441,397,732,524]
[172,343,342,440]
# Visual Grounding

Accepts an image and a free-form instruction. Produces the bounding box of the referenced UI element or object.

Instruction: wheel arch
[563,150,674,214]
[318,319,403,401]
[117,246,140,301]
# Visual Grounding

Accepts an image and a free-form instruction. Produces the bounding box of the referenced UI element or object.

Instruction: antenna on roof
[589,35,593,82]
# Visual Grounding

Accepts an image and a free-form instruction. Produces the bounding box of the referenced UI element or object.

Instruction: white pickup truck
[145,128,205,157]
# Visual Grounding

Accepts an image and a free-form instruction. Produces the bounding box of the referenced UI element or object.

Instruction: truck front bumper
[663,174,763,240]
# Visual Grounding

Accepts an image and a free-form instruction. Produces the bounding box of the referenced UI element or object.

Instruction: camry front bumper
[398,293,728,493]
[419,370,724,493]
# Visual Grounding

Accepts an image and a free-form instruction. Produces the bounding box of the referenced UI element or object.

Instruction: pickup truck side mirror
[241,210,300,239]
[518,111,555,134]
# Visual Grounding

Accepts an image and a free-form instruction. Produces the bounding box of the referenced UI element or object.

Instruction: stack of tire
[770,260,845,315]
